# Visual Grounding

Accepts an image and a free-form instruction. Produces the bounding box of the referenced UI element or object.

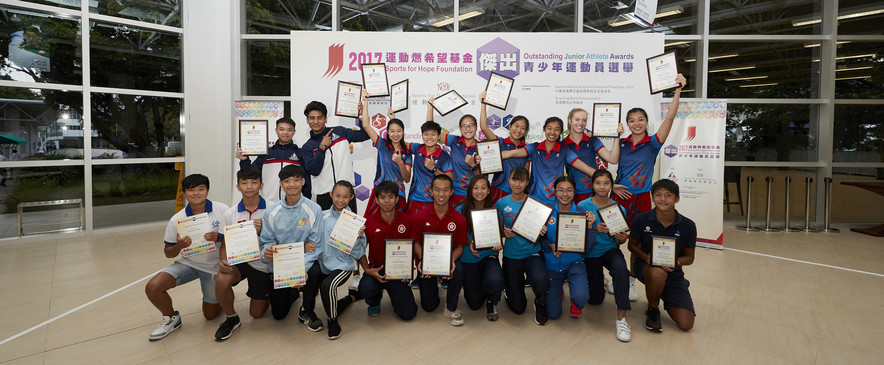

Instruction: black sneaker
[214,315,241,341]
[301,310,323,332]
[440,278,449,289]
[533,300,548,326]
[348,289,363,301]
[327,318,342,340]
[645,307,663,332]
[486,301,499,322]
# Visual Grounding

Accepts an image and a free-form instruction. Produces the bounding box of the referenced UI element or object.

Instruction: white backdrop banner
[291,31,664,210]
[658,101,726,249]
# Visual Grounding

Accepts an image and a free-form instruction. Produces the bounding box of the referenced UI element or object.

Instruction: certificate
[335,81,362,118]
[555,212,587,253]
[470,208,502,250]
[591,103,622,138]
[175,213,217,257]
[651,235,677,268]
[384,239,413,280]
[511,196,554,243]
[326,209,366,255]
[597,203,629,234]
[477,140,503,174]
[223,221,261,265]
[482,72,515,110]
[390,79,409,113]
[431,90,468,117]
[646,51,680,94]
[273,242,307,288]
[238,120,269,155]
[361,63,390,97]
[421,233,452,277]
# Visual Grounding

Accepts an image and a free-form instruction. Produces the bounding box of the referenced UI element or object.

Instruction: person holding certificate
[627,179,697,333]
[539,176,595,321]
[406,121,454,215]
[501,117,599,206]
[427,97,480,207]
[478,91,530,201]
[358,181,419,320]
[213,167,272,341]
[259,165,326,330]
[563,108,622,203]
[411,174,468,326]
[315,181,366,340]
[358,91,412,216]
[144,174,229,341]
[576,170,633,342]
[453,175,505,322]
[496,167,551,326]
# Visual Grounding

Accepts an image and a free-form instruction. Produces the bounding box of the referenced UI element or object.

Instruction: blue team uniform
[444,134,479,198]
[521,141,579,206]
[616,134,663,195]
[408,143,453,203]
[563,134,605,196]
[490,137,527,194]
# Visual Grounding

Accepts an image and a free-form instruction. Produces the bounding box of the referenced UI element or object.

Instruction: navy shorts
[233,262,272,300]
[634,259,695,313]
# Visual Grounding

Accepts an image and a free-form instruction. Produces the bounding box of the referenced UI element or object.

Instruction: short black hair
[510,115,530,133]
[651,179,680,197]
[544,116,564,131]
[375,180,399,198]
[276,117,296,128]
[182,174,209,191]
[421,120,442,134]
[554,175,575,190]
[509,166,529,181]
[431,174,453,189]
[333,180,355,197]
[627,107,649,121]
[278,165,305,181]
[237,165,262,183]
[303,101,327,118]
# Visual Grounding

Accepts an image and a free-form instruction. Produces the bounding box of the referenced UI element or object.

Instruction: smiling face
[306,110,327,133]
[460,116,477,140]
[470,178,490,203]
[592,174,612,198]
[388,123,404,145]
[626,110,649,136]
[568,110,588,135]
[275,122,295,144]
[422,130,439,148]
[508,118,528,141]
[376,191,398,213]
[508,175,528,195]
[184,184,208,206]
[544,120,562,143]
[431,178,453,206]
[331,184,353,211]
[236,178,262,200]
[652,187,680,213]
[554,179,575,206]
[280,176,305,198]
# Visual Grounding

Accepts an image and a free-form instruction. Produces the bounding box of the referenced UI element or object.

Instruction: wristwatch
[431,167,438,173]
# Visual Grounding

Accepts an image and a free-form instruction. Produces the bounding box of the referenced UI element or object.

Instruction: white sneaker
[605,277,614,294]
[628,276,638,302]
[444,308,464,326]
[149,311,182,341]
[616,317,631,342]
[349,274,361,291]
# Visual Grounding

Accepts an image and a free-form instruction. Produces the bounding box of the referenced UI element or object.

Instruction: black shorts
[233,262,272,300]
[634,259,695,313]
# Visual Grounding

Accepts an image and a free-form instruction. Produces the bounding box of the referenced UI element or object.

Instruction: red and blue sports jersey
[615,134,663,194]
[408,143,453,203]
[373,137,412,198]
[444,134,479,197]
[522,141,579,206]
[562,134,606,195]
[490,137,527,193]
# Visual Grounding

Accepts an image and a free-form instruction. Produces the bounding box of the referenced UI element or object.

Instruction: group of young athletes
[145,73,697,344]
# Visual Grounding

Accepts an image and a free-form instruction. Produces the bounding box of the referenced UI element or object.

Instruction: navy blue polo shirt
[629,208,697,275]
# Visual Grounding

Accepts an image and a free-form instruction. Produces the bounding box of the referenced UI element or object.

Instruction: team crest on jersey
[212,220,220,229]
[298,218,308,226]
[447,222,456,231]
[398,224,406,233]
[547,217,556,225]
[644,226,652,232]
[289,153,299,161]
[503,206,513,213]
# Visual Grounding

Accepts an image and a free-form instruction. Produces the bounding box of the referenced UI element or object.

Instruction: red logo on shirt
[447,222,456,231]
[397,224,406,233]
[548,217,556,225]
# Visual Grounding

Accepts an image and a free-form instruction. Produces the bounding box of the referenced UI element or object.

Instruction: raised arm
[426,97,435,122]
[596,124,623,164]
[361,91,379,145]
[478,91,498,141]
[655,74,687,144]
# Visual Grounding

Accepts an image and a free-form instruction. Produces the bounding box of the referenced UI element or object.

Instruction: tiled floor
[0,224,882,364]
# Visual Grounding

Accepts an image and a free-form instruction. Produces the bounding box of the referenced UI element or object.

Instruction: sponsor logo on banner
[372,113,387,129]
[685,125,697,142]
[476,37,520,80]
[663,144,678,158]
[323,43,345,78]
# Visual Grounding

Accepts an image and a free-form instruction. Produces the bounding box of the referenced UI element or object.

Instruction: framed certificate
[335,81,363,118]
[238,120,269,156]
[326,209,367,255]
[273,242,307,288]
[361,63,390,97]
[646,51,680,94]
[470,208,502,250]
[384,239,413,280]
[421,233,452,277]
[477,140,503,174]
[175,213,217,257]
[591,103,622,138]
[597,203,629,234]
[511,196,554,243]
[482,72,515,110]
[390,79,409,113]
[651,235,677,268]
[555,212,587,254]
[223,221,261,265]
[431,90,468,117]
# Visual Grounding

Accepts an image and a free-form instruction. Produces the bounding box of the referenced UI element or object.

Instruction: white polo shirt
[163,200,229,275]
[218,197,268,273]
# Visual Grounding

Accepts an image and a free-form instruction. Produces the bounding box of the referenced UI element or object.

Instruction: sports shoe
[327,318,342,340]
[645,307,662,332]
[533,300,548,326]
[486,302,498,321]
[149,311,181,341]
[606,277,614,294]
[298,308,323,332]
[440,278,449,289]
[348,289,363,301]
[410,278,419,289]
[214,315,241,341]
[568,300,583,319]
[349,274,361,291]
[629,276,639,302]
[444,308,464,326]
[616,317,631,342]
[367,304,381,317]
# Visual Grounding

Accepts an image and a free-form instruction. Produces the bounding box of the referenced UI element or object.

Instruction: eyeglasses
[555,189,575,194]
[461,123,477,129]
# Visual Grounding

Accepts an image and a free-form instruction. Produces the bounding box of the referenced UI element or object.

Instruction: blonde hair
[567,108,588,130]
